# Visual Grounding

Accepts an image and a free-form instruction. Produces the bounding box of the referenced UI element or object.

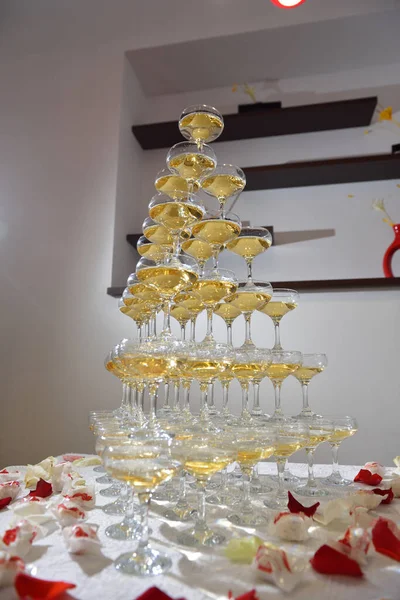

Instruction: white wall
[0,0,399,467]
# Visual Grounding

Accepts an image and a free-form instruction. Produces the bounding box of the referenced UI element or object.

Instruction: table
[1,459,400,600]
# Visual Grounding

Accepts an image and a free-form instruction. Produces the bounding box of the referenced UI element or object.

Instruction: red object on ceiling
[270,0,307,8]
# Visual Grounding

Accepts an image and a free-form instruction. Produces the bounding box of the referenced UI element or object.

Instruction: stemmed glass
[103,437,181,575]
[227,226,272,282]
[322,416,358,486]
[266,351,303,421]
[231,348,271,425]
[170,305,191,340]
[173,291,205,344]
[172,435,236,546]
[178,104,224,149]
[225,280,273,349]
[192,209,241,270]
[167,141,216,194]
[264,421,309,510]
[181,236,212,277]
[295,417,334,497]
[259,288,299,350]
[293,354,328,419]
[137,235,170,264]
[154,167,194,196]
[201,164,246,214]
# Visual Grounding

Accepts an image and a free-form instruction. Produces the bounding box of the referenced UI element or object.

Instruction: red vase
[383,224,400,277]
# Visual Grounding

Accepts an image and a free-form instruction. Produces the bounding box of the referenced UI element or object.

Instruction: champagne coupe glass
[193,268,238,345]
[142,217,173,248]
[259,288,299,350]
[136,255,198,340]
[192,209,241,270]
[171,435,236,547]
[167,141,216,194]
[178,104,224,149]
[201,164,246,214]
[295,417,334,498]
[173,291,205,344]
[154,167,195,197]
[137,235,170,264]
[181,236,212,277]
[225,280,273,349]
[264,421,309,510]
[293,353,328,419]
[231,348,271,426]
[322,416,358,486]
[118,298,153,342]
[103,438,181,576]
[170,305,191,340]
[227,427,275,526]
[227,226,272,282]
[267,350,303,421]
[148,192,204,256]
[214,302,241,346]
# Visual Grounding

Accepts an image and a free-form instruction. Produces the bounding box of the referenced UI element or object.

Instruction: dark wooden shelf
[132,97,377,150]
[107,277,400,298]
[244,153,400,190]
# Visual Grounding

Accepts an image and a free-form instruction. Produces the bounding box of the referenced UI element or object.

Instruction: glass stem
[207,382,215,412]
[205,307,214,341]
[177,472,187,504]
[241,383,249,418]
[306,449,317,488]
[199,383,208,418]
[227,323,233,346]
[183,381,191,413]
[195,485,207,532]
[137,324,143,343]
[173,382,180,411]
[331,443,341,479]
[243,313,253,347]
[211,248,219,270]
[277,458,287,500]
[274,382,283,416]
[246,258,253,283]
[181,324,186,341]
[148,383,158,429]
[302,383,310,414]
[190,317,196,342]
[273,319,282,350]
[121,383,128,413]
[137,493,150,551]
[242,475,251,510]
[124,487,137,525]
[252,380,261,415]
[162,301,172,337]
[222,382,229,415]
[220,468,228,494]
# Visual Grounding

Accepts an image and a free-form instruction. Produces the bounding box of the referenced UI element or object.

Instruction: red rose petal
[287,491,320,517]
[135,588,174,600]
[372,487,394,504]
[62,455,83,462]
[354,469,383,486]
[235,591,259,600]
[310,544,363,577]
[28,479,52,499]
[0,497,12,510]
[15,573,76,600]
[372,518,400,562]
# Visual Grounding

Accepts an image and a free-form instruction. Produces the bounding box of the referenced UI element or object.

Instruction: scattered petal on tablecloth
[372,517,400,562]
[269,512,310,542]
[252,543,307,592]
[72,456,101,467]
[62,524,101,555]
[28,479,52,499]
[52,501,86,528]
[310,544,363,577]
[338,526,371,565]
[0,482,20,502]
[0,520,38,558]
[14,572,76,600]
[51,463,74,493]
[0,470,21,484]
[314,497,351,525]
[63,486,95,509]
[0,552,25,588]
[287,491,320,517]
[24,458,56,488]
[224,536,263,564]
[0,499,12,511]
[134,587,187,600]
[62,455,84,463]
[348,489,384,511]
[354,469,382,486]
[364,462,385,477]
[372,487,394,504]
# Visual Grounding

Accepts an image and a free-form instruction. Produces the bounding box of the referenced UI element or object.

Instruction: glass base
[115,547,171,576]
[96,475,114,485]
[228,507,269,528]
[295,410,322,421]
[269,470,300,486]
[321,474,352,486]
[263,495,288,510]
[105,518,142,540]
[102,499,126,516]
[163,502,196,522]
[177,526,226,547]
[250,476,273,495]
[93,466,105,473]
[294,484,329,497]
[99,485,122,498]
[207,489,240,506]
[152,486,179,503]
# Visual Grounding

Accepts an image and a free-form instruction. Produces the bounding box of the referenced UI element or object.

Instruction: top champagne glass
[178,104,224,149]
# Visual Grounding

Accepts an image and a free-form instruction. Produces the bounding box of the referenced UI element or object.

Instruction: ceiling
[127,7,400,96]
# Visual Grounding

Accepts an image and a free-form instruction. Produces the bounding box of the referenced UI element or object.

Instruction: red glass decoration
[270,0,307,8]
[383,224,400,277]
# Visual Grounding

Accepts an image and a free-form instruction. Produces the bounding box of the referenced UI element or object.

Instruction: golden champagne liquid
[259,301,297,319]
[183,457,232,480]
[307,431,331,449]
[262,445,275,460]
[170,305,191,325]
[149,201,204,232]
[127,305,154,322]
[108,458,179,492]
[122,295,147,308]
[266,363,299,381]
[293,366,324,383]
[143,224,173,245]
[137,242,168,263]
[119,304,133,315]
[232,361,270,381]
[225,290,271,313]
[236,447,264,469]
[329,428,357,443]
[202,174,245,199]
[193,279,237,306]
[177,358,230,381]
[192,219,241,246]
[126,282,161,302]
[181,239,213,262]
[179,113,223,143]
[137,266,197,297]
[274,440,303,457]
[227,235,271,259]
[168,153,216,181]
[214,302,242,324]
[121,354,176,379]
[155,173,193,198]
[174,293,205,316]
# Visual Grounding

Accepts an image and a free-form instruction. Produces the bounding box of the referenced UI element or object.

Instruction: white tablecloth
[1,459,400,600]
